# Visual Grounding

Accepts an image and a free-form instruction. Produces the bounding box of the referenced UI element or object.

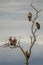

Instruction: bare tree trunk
[26,58,28,65]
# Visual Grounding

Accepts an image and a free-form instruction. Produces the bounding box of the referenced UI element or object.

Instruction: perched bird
[35,22,40,29]
[25,51,30,59]
[28,12,32,21]
[13,37,17,46]
[9,36,17,46]
[9,36,13,46]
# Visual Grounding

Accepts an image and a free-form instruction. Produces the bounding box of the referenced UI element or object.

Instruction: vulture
[9,36,13,46]
[9,36,17,46]
[13,37,17,46]
[28,12,32,21]
[36,22,40,29]
[25,51,30,59]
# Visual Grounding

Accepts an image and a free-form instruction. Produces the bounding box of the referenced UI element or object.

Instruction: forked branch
[29,3,41,53]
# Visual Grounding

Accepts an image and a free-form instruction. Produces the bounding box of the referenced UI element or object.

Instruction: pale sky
[0,0,43,45]
[0,0,43,65]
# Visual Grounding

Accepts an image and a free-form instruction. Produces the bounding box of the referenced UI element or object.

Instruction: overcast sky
[0,0,43,45]
[0,0,43,65]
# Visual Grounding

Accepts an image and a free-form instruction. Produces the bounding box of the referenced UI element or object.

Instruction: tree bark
[26,57,28,65]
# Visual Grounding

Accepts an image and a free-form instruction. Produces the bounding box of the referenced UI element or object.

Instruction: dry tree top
[0,3,41,65]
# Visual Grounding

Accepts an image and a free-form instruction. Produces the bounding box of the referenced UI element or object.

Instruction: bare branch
[18,39,25,57]
[31,21,34,35]
[31,3,41,13]
[30,36,33,44]
[29,22,37,52]
[0,43,9,48]
[31,3,38,12]
[31,3,41,22]
[8,45,20,49]
[19,45,25,56]
[26,57,28,65]
[29,3,41,52]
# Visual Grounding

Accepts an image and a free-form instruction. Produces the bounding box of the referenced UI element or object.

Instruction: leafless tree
[0,3,41,65]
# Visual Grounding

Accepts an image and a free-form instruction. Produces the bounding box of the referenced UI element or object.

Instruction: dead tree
[0,3,41,65]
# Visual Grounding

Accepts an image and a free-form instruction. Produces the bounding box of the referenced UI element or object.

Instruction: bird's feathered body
[28,12,32,21]
[36,22,40,29]
[25,51,30,59]
[9,36,17,46]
